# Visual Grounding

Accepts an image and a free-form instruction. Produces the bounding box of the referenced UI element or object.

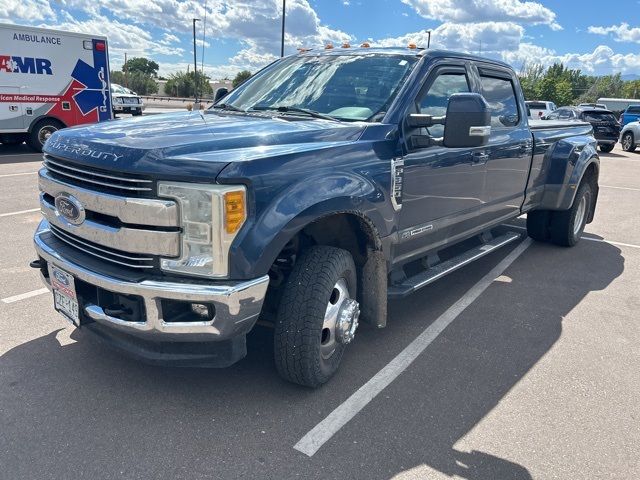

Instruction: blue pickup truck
[32,48,599,387]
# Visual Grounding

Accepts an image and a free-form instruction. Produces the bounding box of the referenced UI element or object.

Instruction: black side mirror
[443,93,491,148]
[214,87,229,103]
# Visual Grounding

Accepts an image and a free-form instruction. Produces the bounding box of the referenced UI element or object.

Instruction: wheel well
[28,116,66,133]
[265,212,387,328]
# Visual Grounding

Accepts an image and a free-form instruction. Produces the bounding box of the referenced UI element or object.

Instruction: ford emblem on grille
[54,193,85,225]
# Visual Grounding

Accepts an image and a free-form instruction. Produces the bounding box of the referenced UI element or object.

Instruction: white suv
[111,83,144,116]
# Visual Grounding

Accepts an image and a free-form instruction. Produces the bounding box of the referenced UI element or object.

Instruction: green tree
[623,80,640,99]
[109,70,158,95]
[232,70,252,88]
[123,57,160,77]
[165,71,213,98]
[578,74,624,104]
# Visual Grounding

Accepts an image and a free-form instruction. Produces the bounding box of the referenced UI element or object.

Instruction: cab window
[480,75,519,128]
[419,72,470,137]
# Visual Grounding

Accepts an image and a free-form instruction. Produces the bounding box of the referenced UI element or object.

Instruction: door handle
[471,152,489,165]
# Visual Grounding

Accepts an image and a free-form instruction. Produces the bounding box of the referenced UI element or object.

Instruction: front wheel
[621,132,636,152]
[599,143,615,153]
[274,246,359,388]
[548,182,593,247]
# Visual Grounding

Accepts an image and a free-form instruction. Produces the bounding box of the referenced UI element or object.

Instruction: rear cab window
[479,75,520,128]
[582,111,618,123]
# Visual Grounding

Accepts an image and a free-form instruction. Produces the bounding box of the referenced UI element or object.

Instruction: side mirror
[214,87,229,103]
[443,93,491,148]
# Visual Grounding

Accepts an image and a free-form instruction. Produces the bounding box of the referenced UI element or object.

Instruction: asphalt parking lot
[1,143,639,480]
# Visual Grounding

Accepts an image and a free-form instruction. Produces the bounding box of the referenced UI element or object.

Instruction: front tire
[27,119,63,152]
[274,246,359,388]
[548,182,593,247]
[621,132,636,152]
[599,143,615,153]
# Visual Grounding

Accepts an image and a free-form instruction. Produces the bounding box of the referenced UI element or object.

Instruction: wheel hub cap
[335,298,360,345]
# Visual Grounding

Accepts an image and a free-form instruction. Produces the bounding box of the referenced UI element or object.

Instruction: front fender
[538,138,599,211]
[228,172,391,278]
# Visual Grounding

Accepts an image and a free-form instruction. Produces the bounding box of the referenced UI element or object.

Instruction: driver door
[396,64,487,261]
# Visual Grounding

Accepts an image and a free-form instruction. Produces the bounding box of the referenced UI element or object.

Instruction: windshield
[217,53,418,122]
[582,111,617,123]
[111,84,128,94]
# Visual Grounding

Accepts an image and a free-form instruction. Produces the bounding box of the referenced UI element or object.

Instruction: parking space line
[600,185,640,192]
[1,288,49,304]
[0,208,40,218]
[0,172,37,178]
[504,225,640,249]
[293,238,533,457]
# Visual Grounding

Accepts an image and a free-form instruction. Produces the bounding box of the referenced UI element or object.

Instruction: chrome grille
[50,224,156,270]
[43,155,153,196]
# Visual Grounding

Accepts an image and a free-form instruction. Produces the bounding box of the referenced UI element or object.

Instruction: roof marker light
[325,44,334,49]
[95,41,106,52]
[360,42,370,48]
[342,43,351,48]
[408,43,418,50]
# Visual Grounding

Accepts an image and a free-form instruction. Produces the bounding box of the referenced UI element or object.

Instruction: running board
[387,232,521,299]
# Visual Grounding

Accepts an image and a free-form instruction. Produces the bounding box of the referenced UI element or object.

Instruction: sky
[2,0,640,80]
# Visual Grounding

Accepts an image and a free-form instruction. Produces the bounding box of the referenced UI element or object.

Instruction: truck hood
[44,111,366,181]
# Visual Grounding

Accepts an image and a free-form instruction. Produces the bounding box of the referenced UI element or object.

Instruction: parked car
[32,47,600,387]
[619,105,640,127]
[525,100,556,119]
[544,106,620,152]
[111,83,143,116]
[620,121,640,152]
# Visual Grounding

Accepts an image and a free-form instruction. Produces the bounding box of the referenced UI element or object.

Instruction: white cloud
[588,23,640,44]
[0,0,56,21]
[401,0,561,30]
[502,43,640,74]
[376,22,524,53]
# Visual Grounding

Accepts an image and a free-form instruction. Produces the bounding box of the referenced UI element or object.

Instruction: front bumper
[34,220,270,366]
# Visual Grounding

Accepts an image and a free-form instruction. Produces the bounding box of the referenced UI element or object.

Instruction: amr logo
[0,56,53,75]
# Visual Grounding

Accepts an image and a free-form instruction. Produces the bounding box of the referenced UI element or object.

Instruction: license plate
[49,264,80,326]
[124,98,137,104]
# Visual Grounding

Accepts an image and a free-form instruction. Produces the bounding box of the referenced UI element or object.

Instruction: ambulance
[0,23,112,151]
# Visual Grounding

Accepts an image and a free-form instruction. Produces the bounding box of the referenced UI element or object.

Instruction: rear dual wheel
[527,181,593,247]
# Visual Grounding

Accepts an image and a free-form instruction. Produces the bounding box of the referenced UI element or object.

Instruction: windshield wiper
[250,105,340,122]
[212,103,246,113]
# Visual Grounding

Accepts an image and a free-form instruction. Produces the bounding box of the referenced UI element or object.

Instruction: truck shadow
[0,235,625,479]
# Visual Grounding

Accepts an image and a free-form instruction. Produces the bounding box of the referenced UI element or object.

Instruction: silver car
[111,83,144,116]
[620,121,640,152]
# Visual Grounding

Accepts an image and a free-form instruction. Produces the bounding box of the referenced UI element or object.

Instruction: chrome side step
[387,232,521,299]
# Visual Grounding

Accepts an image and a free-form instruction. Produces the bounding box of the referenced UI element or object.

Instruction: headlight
[158,182,247,278]
[114,97,123,103]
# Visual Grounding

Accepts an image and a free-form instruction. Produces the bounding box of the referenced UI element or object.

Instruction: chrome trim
[390,157,404,212]
[44,162,152,192]
[50,225,154,270]
[469,126,491,137]
[44,155,152,184]
[39,168,179,227]
[41,193,180,257]
[35,220,270,340]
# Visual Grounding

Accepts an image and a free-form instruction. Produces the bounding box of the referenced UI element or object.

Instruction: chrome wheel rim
[38,125,58,146]
[573,195,587,236]
[623,134,632,150]
[321,278,359,359]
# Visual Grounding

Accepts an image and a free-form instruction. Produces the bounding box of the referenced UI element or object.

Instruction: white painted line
[504,224,640,249]
[0,208,40,218]
[600,185,640,192]
[1,288,49,304]
[0,172,37,178]
[294,238,533,457]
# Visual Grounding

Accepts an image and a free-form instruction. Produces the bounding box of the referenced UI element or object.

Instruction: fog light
[191,303,214,320]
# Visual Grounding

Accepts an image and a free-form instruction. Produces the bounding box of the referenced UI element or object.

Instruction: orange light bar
[408,43,418,49]
[360,42,370,48]
[342,43,351,48]
[325,43,334,49]
[297,48,311,53]
[224,191,246,234]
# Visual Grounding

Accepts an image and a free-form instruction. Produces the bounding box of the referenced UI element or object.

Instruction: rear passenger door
[475,66,533,222]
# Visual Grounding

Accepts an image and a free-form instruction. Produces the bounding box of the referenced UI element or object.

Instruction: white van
[0,23,112,151]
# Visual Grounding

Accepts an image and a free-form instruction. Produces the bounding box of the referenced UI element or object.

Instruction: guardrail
[140,95,214,103]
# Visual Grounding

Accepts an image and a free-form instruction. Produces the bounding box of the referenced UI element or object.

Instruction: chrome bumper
[34,220,269,342]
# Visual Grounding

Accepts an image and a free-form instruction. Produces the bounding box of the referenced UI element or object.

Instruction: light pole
[427,31,431,49]
[280,0,286,57]
[193,18,200,101]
